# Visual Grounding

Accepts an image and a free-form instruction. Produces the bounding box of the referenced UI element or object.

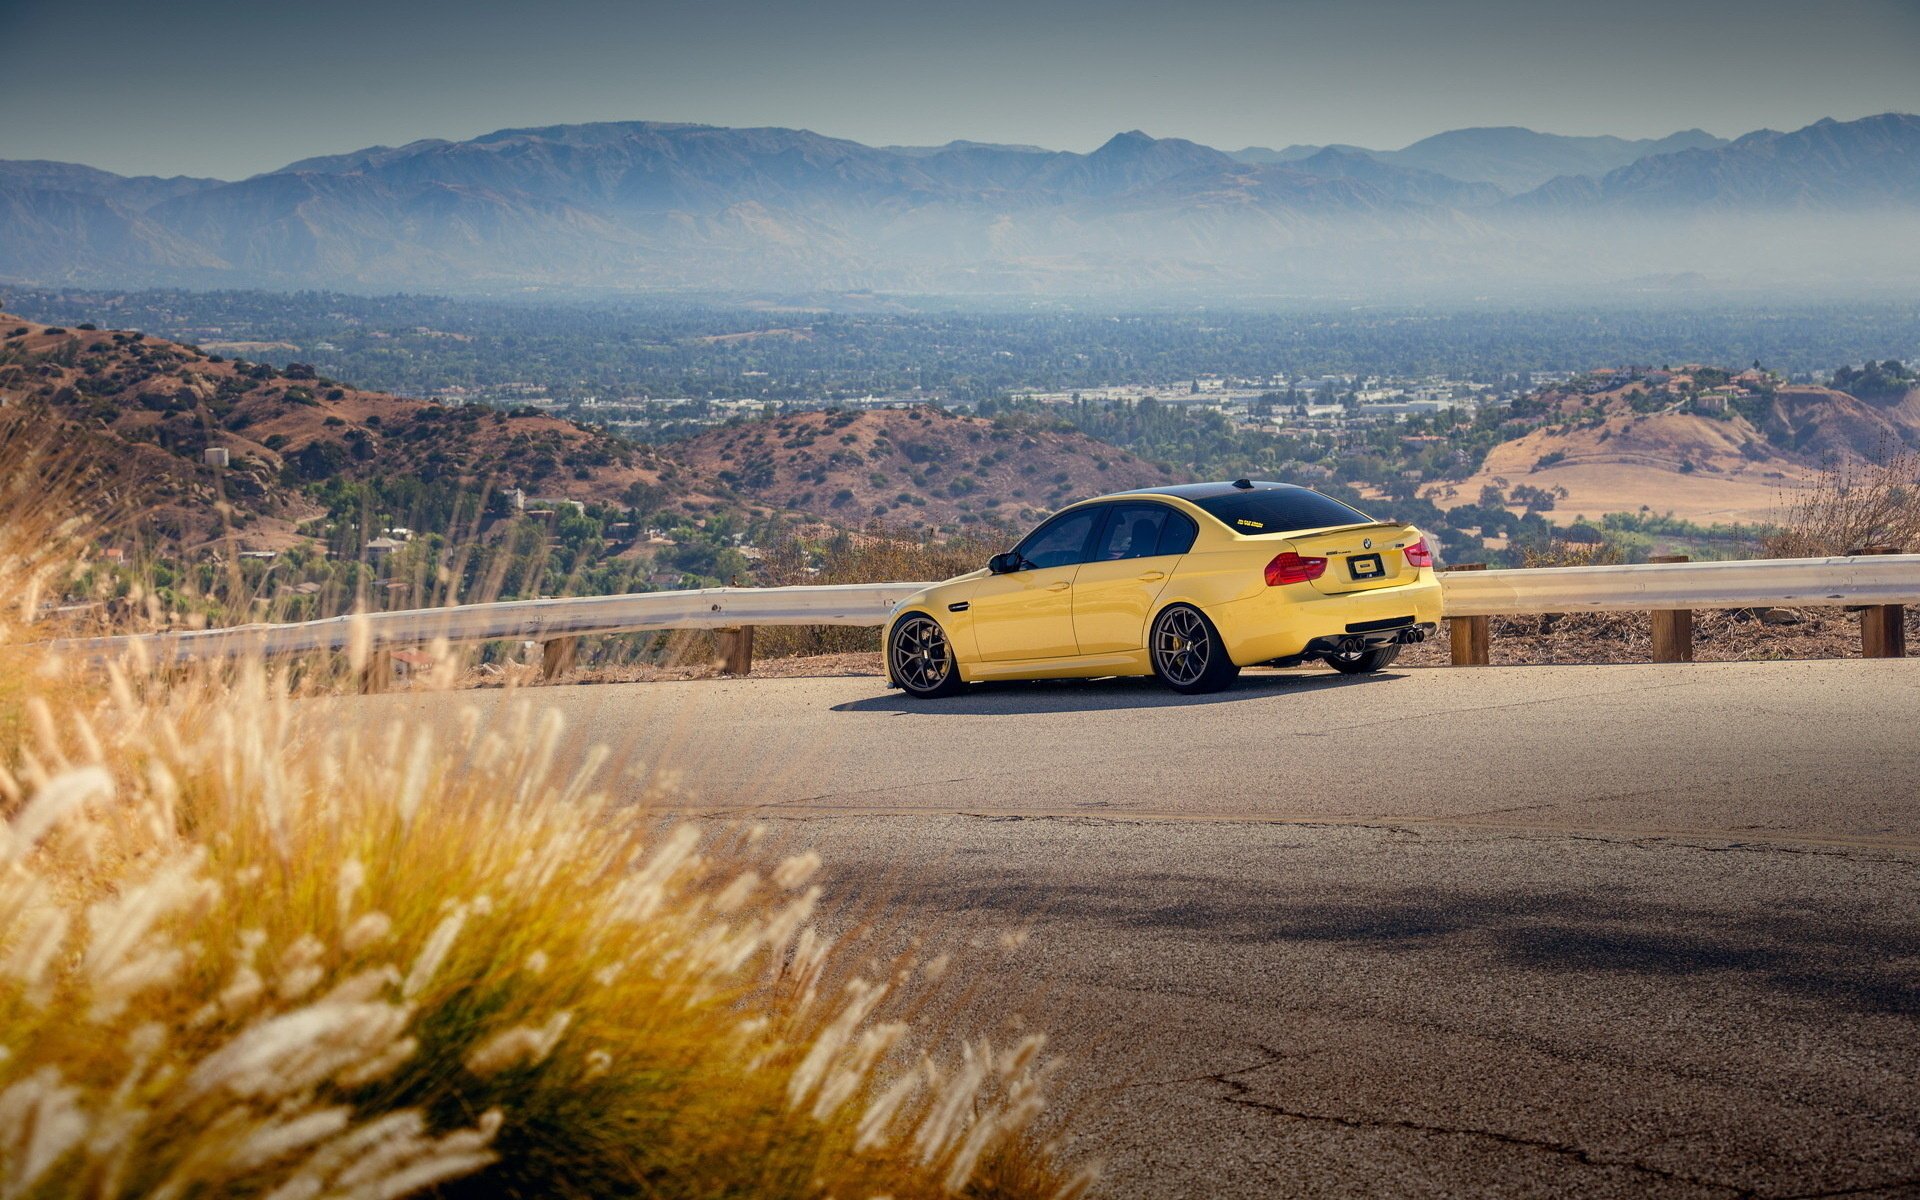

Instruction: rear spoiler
[1247,520,1411,539]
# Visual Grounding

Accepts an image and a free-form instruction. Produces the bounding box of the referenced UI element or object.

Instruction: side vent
[948,601,970,613]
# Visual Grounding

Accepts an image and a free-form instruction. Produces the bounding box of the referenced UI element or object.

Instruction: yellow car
[885,479,1442,697]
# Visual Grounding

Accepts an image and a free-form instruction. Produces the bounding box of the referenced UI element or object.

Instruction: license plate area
[1348,553,1385,581]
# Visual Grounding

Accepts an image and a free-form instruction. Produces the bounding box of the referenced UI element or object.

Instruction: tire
[1149,604,1241,694]
[889,613,966,698]
[1325,643,1401,675]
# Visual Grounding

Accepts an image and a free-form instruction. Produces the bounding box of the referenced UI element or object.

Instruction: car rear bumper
[1209,573,1444,665]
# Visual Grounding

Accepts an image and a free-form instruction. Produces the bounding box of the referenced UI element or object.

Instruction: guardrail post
[541,636,578,681]
[1442,563,1490,666]
[1649,555,1694,662]
[717,626,754,676]
[359,648,392,694]
[1851,545,1907,658]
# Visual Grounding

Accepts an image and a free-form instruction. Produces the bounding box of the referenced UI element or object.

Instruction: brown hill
[672,406,1173,528]
[0,314,711,549]
[1428,381,1920,528]
[1427,410,1806,526]
[1762,385,1920,460]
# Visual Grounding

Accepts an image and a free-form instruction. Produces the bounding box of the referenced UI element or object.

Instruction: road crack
[1208,1045,1753,1196]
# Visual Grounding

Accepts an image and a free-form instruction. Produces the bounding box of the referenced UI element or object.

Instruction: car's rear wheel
[890,613,966,698]
[1326,643,1401,675]
[1150,604,1240,694]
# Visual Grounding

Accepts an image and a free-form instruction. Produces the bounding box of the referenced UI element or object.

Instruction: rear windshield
[1193,488,1372,535]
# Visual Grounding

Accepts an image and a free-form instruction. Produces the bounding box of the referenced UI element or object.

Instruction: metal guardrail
[1437,554,1920,617]
[50,583,930,664]
[42,554,1920,679]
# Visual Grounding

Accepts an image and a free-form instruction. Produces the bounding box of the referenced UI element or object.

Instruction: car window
[1156,510,1198,556]
[1192,487,1371,535]
[1015,507,1102,569]
[1093,503,1177,561]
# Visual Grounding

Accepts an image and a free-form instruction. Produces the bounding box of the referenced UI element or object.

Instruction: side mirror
[988,551,1023,575]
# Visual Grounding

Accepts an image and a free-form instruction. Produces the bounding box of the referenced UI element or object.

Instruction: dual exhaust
[1305,622,1433,659]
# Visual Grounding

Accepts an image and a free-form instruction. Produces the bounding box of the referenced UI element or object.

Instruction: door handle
[1137,570,1166,581]
[1047,581,1072,592]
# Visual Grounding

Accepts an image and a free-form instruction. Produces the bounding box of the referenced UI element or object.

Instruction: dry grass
[752,528,1004,659]
[0,409,1089,1200]
[1763,444,1920,558]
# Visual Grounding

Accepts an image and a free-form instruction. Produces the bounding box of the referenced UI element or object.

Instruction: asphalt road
[359,660,1920,1198]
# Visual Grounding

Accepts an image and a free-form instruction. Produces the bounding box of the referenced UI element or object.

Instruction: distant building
[365,537,403,556]
[203,447,230,468]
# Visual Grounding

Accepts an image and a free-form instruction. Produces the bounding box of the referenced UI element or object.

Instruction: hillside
[0,315,705,548]
[0,314,1181,553]
[1428,411,1807,526]
[1426,373,1920,527]
[672,407,1173,528]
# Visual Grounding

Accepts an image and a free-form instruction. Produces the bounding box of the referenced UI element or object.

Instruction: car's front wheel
[1326,644,1401,675]
[889,613,966,698]
[1149,604,1241,694]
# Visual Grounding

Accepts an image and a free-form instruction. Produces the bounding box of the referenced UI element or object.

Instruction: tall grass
[753,526,1009,658]
[0,409,1087,1200]
[1764,443,1920,558]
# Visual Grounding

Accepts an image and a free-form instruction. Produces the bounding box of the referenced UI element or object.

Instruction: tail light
[1403,536,1433,568]
[1265,550,1327,586]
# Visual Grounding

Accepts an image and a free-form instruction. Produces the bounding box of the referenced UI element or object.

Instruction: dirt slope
[1426,377,1920,527]
[0,314,713,547]
[673,406,1172,527]
[1428,409,1807,525]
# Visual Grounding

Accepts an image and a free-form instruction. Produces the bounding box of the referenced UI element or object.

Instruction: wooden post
[1443,563,1490,666]
[1850,545,1907,659]
[359,648,392,694]
[541,636,578,681]
[1648,555,1693,663]
[717,626,754,676]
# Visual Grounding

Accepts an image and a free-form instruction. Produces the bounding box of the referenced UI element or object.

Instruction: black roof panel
[1087,480,1311,503]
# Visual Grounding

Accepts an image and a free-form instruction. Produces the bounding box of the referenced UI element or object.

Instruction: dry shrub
[1764,444,1920,558]
[1500,538,1636,644]
[754,527,1008,658]
[0,419,1088,1200]
[1516,539,1625,570]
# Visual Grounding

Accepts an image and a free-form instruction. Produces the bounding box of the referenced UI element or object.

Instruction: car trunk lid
[1279,522,1425,594]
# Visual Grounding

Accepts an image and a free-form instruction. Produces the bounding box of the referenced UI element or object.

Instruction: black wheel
[1325,644,1401,675]
[1149,604,1241,695]
[889,613,966,698]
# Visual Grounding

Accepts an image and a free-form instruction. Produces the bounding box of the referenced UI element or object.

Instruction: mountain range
[1231,127,1730,192]
[2,114,1917,296]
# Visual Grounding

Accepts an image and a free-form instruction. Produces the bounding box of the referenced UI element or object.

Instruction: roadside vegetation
[751,526,1007,658]
[0,409,1089,1200]
[1763,444,1920,558]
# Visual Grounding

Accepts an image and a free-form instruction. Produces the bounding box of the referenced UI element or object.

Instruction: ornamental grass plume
[0,407,1091,1200]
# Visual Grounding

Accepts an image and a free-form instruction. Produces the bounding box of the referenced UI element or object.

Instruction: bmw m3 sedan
[885,480,1443,697]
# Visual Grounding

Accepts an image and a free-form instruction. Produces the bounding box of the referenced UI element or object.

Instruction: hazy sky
[4,0,1918,178]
